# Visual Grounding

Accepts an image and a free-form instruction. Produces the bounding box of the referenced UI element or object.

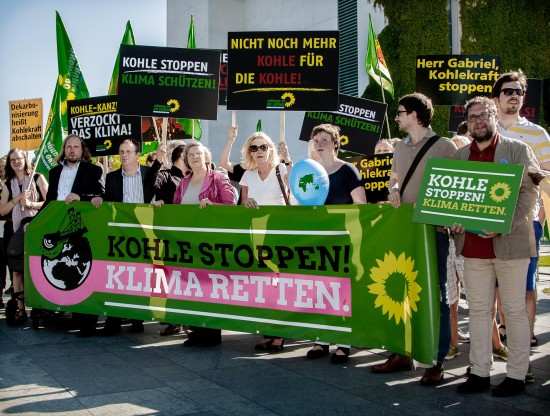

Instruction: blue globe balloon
[289,159,329,206]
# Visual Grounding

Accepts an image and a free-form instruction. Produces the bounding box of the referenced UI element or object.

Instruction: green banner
[26,202,440,364]
[413,158,524,233]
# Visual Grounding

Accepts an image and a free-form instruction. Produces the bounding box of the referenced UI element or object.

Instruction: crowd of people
[1,70,547,398]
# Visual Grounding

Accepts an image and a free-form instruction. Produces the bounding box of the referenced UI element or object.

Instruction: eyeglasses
[249,144,269,153]
[10,157,24,163]
[501,88,525,96]
[466,112,492,123]
[396,110,409,116]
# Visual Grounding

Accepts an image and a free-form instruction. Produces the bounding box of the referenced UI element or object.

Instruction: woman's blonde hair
[241,132,279,170]
[183,141,212,170]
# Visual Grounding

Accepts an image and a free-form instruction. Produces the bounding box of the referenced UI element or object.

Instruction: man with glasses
[371,93,456,386]
[92,138,153,335]
[492,71,550,371]
[451,96,538,397]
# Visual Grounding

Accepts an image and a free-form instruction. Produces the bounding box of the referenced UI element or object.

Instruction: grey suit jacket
[452,134,539,260]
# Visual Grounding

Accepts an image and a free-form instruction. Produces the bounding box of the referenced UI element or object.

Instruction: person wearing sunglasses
[240,131,292,352]
[492,70,550,383]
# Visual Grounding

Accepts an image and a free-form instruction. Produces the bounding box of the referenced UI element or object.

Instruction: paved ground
[1,250,549,415]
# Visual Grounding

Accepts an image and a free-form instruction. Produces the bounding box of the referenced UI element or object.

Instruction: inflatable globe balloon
[289,159,329,206]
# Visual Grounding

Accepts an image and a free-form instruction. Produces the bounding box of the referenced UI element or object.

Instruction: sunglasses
[249,144,269,152]
[501,88,525,96]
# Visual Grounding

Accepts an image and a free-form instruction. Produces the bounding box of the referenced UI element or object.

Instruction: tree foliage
[363,0,550,136]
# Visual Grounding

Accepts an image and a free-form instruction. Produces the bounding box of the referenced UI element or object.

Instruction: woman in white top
[240,132,292,351]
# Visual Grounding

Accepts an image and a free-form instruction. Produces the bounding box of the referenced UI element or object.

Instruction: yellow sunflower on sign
[489,182,511,203]
[368,252,421,324]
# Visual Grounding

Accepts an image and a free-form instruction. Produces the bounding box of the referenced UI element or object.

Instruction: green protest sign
[413,158,524,233]
[27,202,439,364]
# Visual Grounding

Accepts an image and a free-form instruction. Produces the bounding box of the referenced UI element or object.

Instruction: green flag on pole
[177,15,202,140]
[35,12,89,176]
[256,119,262,132]
[108,20,135,95]
[366,15,394,99]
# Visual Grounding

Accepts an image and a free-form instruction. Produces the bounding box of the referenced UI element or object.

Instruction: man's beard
[471,124,496,143]
[66,155,81,163]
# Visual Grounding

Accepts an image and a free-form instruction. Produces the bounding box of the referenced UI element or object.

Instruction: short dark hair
[464,96,497,118]
[310,123,341,154]
[492,69,527,98]
[120,138,141,153]
[171,144,185,163]
[398,93,434,127]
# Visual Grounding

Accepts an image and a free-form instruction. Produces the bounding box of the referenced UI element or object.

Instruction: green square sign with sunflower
[413,158,523,233]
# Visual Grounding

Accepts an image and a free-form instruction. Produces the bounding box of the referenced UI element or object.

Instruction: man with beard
[492,71,550,366]
[43,134,104,336]
[371,93,457,386]
[451,96,538,397]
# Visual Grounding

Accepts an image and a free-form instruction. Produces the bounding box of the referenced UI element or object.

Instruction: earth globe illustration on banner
[289,159,330,206]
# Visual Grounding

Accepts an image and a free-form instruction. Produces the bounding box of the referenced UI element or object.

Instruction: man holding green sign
[451,96,539,397]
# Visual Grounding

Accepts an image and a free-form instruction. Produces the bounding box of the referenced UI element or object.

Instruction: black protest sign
[299,94,387,155]
[227,31,339,111]
[346,153,393,203]
[448,78,543,132]
[68,96,142,156]
[219,50,228,105]
[416,55,501,105]
[117,45,220,120]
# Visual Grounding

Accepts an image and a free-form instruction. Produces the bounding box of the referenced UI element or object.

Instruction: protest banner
[227,31,339,111]
[117,45,221,120]
[9,98,42,150]
[299,94,387,155]
[27,202,439,364]
[346,153,393,202]
[413,158,523,233]
[416,55,501,105]
[448,78,543,132]
[67,96,142,156]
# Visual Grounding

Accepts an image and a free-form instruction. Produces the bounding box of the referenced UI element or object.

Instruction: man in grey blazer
[451,96,539,397]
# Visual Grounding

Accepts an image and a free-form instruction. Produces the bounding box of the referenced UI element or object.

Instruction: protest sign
[299,94,387,155]
[413,158,523,233]
[448,78,543,132]
[416,55,501,105]
[27,202,440,364]
[117,45,220,120]
[227,31,339,111]
[67,96,142,156]
[9,98,42,150]
[346,153,393,202]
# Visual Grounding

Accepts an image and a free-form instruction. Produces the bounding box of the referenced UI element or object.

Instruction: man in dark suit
[92,138,152,335]
[42,134,104,336]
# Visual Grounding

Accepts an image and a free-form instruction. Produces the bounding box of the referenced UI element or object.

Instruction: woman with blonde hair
[0,148,48,324]
[173,141,236,346]
[240,131,292,351]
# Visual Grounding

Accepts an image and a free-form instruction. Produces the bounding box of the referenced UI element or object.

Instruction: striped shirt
[497,117,550,165]
[122,167,144,203]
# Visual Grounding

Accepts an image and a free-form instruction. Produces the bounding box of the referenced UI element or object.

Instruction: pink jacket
[173,169,236,205]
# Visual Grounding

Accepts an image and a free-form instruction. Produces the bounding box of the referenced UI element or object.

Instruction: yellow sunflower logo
[281,92,295,107]
[104,139,112,150]
[340,135,349,146]
[167,99,180,113]
[489,182,511,203]
[368,252,421,324]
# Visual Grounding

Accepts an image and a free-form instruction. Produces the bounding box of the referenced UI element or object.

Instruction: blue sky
[0,0,167,157]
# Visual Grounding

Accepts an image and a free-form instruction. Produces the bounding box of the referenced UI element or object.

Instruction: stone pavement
[1,253,549,416]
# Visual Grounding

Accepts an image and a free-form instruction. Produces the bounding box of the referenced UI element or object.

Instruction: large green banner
[26,202,439,364]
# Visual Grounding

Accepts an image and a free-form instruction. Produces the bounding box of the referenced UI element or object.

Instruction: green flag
[256,119,262,132]
[35,12,89,176]
[177,15,202,140]
[108,21,135,95]
[366,15,394,99]
[56,11,90,133]
[35,82,63,176]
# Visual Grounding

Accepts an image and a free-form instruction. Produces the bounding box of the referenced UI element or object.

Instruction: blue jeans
[526,220,542,291]
[436,232,451,365]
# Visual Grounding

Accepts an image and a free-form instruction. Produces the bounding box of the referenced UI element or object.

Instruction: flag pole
[279,111,285,142]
